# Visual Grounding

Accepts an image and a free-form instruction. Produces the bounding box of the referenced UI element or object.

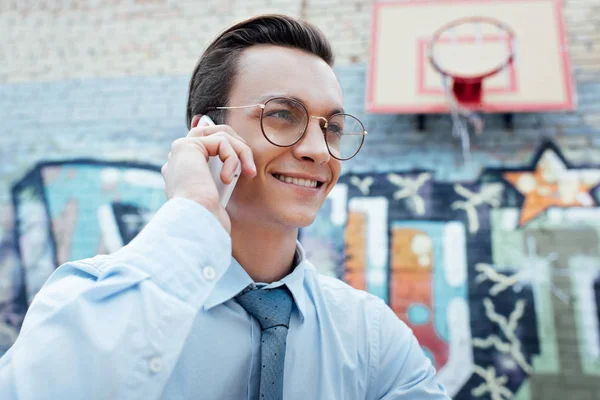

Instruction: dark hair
[186,14,334,129]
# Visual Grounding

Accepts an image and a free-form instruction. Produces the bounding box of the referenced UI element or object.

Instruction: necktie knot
[236,286,293,330]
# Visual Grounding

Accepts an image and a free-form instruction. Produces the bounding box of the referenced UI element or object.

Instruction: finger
[222,158,240,184]
[187,124,247,143]
[209,132,256,176]
[199,136,240,184]
[237,145,256,177]
[189,135,256,178]
[216,140,239,184]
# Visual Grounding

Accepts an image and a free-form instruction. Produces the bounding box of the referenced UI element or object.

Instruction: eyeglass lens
[261,97,364,160]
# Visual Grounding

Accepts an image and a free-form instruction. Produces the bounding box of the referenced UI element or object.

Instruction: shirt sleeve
[0,198,231,400]
[372,300,451,400]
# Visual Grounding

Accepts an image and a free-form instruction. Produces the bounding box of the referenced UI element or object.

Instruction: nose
[291,117,331,164]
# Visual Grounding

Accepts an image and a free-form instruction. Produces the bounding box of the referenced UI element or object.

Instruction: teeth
[274,174,318,188]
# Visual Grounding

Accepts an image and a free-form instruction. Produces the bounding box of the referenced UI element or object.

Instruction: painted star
[503,147,600,225]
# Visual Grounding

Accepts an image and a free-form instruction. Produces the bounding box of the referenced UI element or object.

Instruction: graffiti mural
[1,142,600,399]
[0,160,164,354]
[302,141,600,399]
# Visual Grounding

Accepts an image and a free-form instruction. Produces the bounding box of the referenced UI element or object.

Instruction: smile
[272,174,322,188]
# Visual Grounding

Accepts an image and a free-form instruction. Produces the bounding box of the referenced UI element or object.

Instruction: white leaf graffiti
[473,298,532,374]
[387,172,432,215]
[349,176,374,195]
[451,183,504,234]
[471,365,513,400]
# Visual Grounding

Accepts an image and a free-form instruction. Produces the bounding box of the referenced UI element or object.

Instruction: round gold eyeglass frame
[205,97,368,161]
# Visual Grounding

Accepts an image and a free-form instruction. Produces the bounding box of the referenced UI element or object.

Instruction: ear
[190,114,203,128]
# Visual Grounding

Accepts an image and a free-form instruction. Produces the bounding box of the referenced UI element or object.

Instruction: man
[0,15,449,399]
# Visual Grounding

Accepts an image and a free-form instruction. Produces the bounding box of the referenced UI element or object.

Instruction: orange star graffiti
[504,148,600,225]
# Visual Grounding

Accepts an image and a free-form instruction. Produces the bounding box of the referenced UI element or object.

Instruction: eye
[265,109,295,121]
[327,122,344,135]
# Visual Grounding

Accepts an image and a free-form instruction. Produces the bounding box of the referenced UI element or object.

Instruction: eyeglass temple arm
[208,105,368,135]
[214,104,266,110]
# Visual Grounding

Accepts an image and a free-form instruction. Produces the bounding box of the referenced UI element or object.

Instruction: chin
[227,196,320,229]
[275,206,320,229]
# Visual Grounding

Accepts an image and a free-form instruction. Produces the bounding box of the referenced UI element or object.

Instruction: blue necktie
[236,286,294,400]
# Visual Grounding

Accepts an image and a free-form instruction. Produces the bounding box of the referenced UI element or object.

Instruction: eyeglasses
[205,97,368,160]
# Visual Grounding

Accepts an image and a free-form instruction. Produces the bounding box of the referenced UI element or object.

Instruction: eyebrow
[256,93,345,115]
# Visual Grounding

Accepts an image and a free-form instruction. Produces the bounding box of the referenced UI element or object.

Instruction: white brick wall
[0,0,303,82]
[3,0,597,82]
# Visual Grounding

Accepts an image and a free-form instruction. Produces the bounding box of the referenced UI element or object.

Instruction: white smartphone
[199,115,242,208]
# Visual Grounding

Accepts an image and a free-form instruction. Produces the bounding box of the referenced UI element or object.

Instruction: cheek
[330,161,342,183]
[250,143,286,172]
[230,115,264,151]
[322,162,342,197]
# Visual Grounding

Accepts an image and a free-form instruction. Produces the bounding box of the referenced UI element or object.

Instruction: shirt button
[203,266,216,281]
[149,356,163,374]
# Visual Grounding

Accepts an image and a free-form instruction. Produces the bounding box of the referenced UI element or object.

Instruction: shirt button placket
[148,356,164,374]
[202,266,216,281]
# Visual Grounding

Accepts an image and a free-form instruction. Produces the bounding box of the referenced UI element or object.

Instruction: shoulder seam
[77,258,102,273]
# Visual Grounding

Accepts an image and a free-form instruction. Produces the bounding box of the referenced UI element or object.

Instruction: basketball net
[441,75,483,165]
[428,17,515,165]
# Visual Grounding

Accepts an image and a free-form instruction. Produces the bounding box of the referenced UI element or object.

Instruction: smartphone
[199,115,242,208]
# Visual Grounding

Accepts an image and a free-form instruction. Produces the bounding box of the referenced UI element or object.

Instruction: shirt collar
[278,243,308,322]
[202,256,253,312]
[203,241,308,322]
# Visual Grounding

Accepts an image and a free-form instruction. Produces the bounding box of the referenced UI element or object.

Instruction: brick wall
[1,0,600,399]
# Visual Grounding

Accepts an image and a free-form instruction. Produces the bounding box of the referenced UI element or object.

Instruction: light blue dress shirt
[0,198,449,399]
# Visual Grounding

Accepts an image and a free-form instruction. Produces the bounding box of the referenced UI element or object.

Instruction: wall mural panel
[0,160,164,354]
[302,141,600,399]
[1,142,599,399]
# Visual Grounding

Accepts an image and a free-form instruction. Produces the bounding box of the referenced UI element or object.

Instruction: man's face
[225,45,344,229]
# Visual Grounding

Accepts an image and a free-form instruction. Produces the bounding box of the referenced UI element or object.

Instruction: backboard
[367,0,575,114]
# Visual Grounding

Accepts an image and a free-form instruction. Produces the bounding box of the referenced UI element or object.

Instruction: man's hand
[161,123,256,233]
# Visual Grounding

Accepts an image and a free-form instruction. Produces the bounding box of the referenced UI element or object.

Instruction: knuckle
[207,134,222,140]
[242,145,253,155]
[212,130,229,139]
[194,127,211,137]
[171,138,186,150]
[221,125,237,135]
[219,143,233,155]
[216,135,231,147]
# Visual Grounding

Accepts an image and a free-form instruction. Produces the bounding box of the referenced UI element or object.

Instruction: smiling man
[0,15,449,400]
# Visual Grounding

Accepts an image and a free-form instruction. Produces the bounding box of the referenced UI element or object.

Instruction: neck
[229,217,298,283]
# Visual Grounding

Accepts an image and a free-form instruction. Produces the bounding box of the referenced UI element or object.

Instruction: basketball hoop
[428,16,516,163]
